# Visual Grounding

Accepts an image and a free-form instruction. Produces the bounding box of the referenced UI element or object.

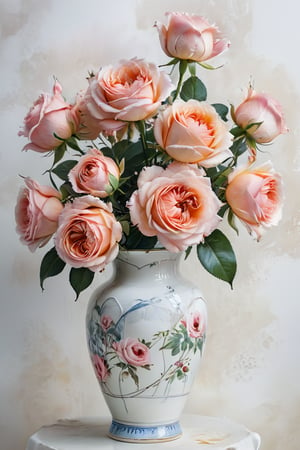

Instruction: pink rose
[234,87,288,144]
[18,81,80,153]
[100,315,113,331]
[127,162,222,252]
[74,89,129,138]
[155,12,230,62]
[154,100,232,167]
[113,338,150,367]
[225,161,283,240]
[73,90,105,140]
[68,149,120,197]
[182,311,206,338]
[82,58,173,128]
[55,195,122,271]
[92,354,109,382]
[15,178,63,251]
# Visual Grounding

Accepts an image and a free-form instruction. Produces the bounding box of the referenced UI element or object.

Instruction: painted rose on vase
[88,294,207,402]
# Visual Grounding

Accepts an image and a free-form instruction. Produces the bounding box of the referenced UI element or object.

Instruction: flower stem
[173,60,188,100]
[136,120,149,166]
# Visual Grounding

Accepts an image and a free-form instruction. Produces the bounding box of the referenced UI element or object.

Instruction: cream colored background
[0,0,299,449]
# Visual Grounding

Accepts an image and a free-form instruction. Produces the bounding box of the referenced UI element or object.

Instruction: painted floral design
[92,354,110,382]
[182,310,206,338]
[87,294,206,407]
[113,338,151,367]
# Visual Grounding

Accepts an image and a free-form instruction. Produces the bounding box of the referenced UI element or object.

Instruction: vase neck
[115,250,181,281]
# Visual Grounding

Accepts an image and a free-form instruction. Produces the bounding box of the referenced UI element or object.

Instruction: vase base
[108,419,182,443]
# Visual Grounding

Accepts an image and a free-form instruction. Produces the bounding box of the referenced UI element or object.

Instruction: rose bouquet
[15,12,287,299]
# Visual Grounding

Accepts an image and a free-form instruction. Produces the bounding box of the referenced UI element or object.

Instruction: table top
[26,414,261,450]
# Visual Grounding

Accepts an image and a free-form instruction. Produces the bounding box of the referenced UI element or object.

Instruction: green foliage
[69,267,95,301]
[212,103,229,121]
[124,226,158,250]
[197,230,237,287]
[52,160,78,181]
[180,76,207,101]
[40,247,66,290]
[230,137,248,158]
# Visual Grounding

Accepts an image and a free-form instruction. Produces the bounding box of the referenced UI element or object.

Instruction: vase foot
[108,419,182,442]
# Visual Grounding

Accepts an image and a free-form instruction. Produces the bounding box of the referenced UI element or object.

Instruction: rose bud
[68,149,120,197]
[234,87,288,144]
[18,80,80,153]
[225,161,283,240]
[15,178,63,251]
[155,12,230,62]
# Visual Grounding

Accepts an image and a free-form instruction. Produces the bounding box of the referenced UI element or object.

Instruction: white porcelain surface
[86,251,207,438]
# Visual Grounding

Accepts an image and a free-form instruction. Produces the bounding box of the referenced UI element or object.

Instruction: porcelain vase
[86,250,207,443]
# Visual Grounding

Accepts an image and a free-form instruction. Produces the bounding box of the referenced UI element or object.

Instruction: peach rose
[68,149,120,197]
[182,310,207,338]
[155,12,230,62]
[127,162,222,252]
[55,195,122,271]
[18,81,80,153]
[74,89,129,138]
[154,99,232,167]
[225,161,283,239]
[234,87,288,144]
[15,178,63,251]
[82,58,173,126]
[113,338,150,367]
[92,354,109,382]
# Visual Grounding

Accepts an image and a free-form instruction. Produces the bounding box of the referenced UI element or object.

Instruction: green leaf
[197,229,237,287]
[128,367,139,387]
[171,345,181,356]
[198,61,223,70]
[230,138,248,158]
[65,136,83,152]
[125,227,158,250]
[176,370,185,380]
[180,76,207,101]
[52,160,78,181]
[108,173,119,192]
[245,121,263,132]
[53,141,67,165]
[230,126,245,138]
[40,247,66,290]
[69,267,95,301]
[212,103,229,122]
[59,181,76,201]
[159,58,179,68]
[184,246,192,260]
[120,220,130,236]
[228,209,239,235]
[188,62,196,76]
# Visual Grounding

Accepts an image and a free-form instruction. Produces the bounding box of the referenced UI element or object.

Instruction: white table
[26,414,261,449]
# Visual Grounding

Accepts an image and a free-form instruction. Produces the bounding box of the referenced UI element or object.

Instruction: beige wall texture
[0,0,299,449]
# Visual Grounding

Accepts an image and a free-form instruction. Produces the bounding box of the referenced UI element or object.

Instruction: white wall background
[0,0,299,449]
